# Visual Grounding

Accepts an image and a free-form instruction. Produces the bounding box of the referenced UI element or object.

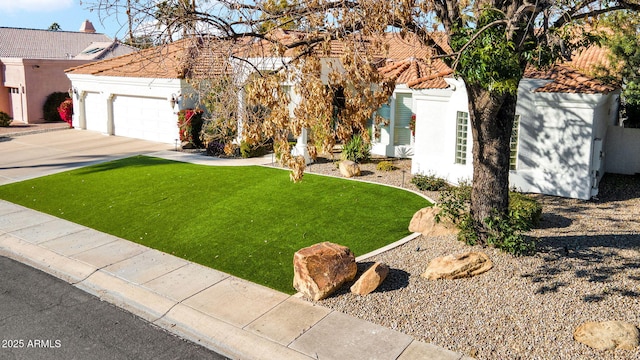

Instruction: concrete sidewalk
[0,130,471,360]
[0,201,470,360]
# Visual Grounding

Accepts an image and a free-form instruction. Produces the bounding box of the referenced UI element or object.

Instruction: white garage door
[84,92,107,134]
[113,95,178,144]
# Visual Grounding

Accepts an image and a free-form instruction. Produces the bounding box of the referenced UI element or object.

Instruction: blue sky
[1,0,125,39]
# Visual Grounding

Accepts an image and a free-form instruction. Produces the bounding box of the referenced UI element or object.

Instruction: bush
[341,134,371,163]
[376,160,396,171]
[240,141,270,158]
[508,192,542,230]
[57,98,73,127]
[178,109,205,148]
[43,92,69,122]
[484,212,537,256]
[0,111,12,127]
[436,181,541,256]
[206,140,226,156]
[273,141,298,161]
[411,172,449,191]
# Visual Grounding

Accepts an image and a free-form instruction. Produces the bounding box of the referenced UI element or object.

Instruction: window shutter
[394,93,412,145]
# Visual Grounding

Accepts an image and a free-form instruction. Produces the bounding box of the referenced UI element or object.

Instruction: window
[371,103,390,142]
[455,111,468,164]
[82,47,106,55]
[394,93,413,145]
[8,87,19,94]
[510,115,521,170]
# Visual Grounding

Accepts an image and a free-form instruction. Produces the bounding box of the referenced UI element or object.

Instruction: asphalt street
[0,256,228,360]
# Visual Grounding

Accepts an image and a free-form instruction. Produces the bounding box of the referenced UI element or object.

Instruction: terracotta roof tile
[524,64,616,94]
[65,30,618,96]
[66,38,233,79]
[378,57,452,89]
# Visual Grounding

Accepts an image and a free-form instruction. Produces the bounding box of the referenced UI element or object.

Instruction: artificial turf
[0,155,431,293]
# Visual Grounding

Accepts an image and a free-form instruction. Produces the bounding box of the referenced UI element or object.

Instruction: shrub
[376,160,396,171]
[273,141,298,161]
[240,141,270,158]
[206,140,226,156]
[509,192,542,230]
[341,134,371,163]
[0,111,12,127]
[411,172,449,191]
[178,109,204,148]
[436,181,541,256]
[43,92,69,122]
[484,212,537,256]
[57,98,73,127]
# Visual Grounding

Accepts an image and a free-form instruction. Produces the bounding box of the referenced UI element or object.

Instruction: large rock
[408,207,458,237]
[421,252,493,280]
[339,160,361,178]
[574,321,640,350]
[293,242,357,301]
[350,262,389,296]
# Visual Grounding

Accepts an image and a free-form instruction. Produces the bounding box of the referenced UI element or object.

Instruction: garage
[66,40,208,145]
[113,95,178,144]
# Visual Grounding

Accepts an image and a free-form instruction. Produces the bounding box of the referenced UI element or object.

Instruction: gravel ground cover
[301,156,640,360]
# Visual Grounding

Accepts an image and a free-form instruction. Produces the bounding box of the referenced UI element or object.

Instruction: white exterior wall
[509,79,610,200]
[605,126,640,174]
[411,77,473,184]
[411,77,618,200]
[67,74,183,144]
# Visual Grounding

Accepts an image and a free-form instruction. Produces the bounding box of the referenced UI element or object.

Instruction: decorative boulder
[351,262,389,296]
[339,160,361,178]
[421,252,493,280]
[293,242,357,301]
[574,321,639,350]
[408,207,458,237]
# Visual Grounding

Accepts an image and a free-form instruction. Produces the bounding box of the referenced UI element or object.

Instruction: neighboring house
[0,21,136,123]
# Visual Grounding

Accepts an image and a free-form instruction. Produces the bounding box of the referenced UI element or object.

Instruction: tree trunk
[465,84,517,244]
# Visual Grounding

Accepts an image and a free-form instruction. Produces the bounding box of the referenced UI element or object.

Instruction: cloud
[3,0,74,12]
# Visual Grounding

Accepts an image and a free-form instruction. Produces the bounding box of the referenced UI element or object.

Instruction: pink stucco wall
[1,58,91,123]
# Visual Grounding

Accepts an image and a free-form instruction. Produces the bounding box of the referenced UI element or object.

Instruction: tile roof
[524,45,618,94]
[0,27,130,60]
[66,38,233,78]
[378,58,452,89]
[64,30,618,95]
[524,64,616,94]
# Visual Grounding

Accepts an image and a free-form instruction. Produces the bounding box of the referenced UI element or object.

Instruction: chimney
[79,20,96,33]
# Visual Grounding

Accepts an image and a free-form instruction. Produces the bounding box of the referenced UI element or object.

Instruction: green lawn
[0,156,430,293]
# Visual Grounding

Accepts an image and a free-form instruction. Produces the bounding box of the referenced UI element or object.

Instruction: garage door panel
[113,96,179,144]
[84,92,107,134]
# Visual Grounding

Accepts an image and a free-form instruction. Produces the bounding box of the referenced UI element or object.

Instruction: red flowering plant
[57,98,73,128]
[177,109,204,147]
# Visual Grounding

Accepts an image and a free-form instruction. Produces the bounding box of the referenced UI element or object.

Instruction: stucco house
[0,21,136,124]
[387,46,628,200]
[65,32,637,200]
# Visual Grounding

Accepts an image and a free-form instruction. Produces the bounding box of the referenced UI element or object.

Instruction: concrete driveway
[0,130,172,185]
